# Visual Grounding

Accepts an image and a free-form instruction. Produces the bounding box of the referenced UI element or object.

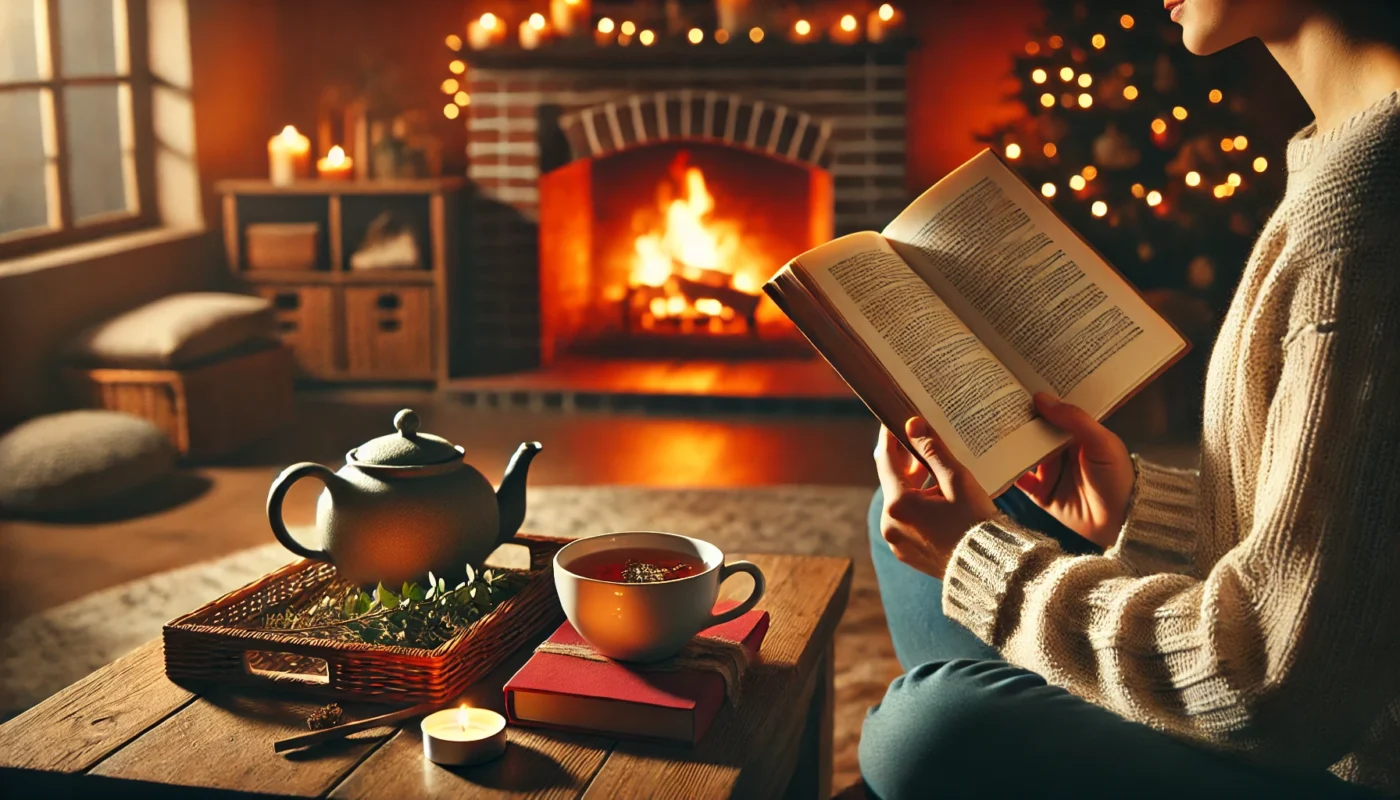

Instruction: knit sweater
[943,89,1400,793]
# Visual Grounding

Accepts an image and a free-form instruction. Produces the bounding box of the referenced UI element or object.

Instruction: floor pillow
[64,292,275,368]
[0,410,177,515]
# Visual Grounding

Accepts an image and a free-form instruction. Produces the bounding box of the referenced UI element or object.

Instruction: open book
[765,149,1188,495]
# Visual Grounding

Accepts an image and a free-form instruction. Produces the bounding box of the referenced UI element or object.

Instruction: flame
[325,146,346,167]
[456,705,470,730]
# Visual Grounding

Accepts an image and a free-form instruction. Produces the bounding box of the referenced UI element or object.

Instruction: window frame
[0,0,157,260]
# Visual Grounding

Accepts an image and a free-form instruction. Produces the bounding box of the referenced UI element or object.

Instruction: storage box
[246,222,319,270]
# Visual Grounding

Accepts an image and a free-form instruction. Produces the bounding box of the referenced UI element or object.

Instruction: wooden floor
[445,357,853,399]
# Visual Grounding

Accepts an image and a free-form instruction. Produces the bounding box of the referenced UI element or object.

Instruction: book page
[883,150,1186,419]
[793,232,1067,493]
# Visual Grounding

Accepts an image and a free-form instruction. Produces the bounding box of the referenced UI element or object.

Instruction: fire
[627,152,763,333]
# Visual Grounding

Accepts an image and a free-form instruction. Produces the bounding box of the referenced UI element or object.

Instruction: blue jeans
[860,486,1379,799]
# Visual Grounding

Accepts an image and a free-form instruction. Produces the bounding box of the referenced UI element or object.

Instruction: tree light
[688,27,704,43]
[529,13,546,30]
[441,78,459,94]
[1220,137,1235,152]
[443,103,459,120]
[1213,185,1229,198]
[879,4,896,22]
[620,20,637,35]
[748,27,763,43]
[1120,14,1135,29]
[1173,106,1188,120]
[1082,165,1098,180]
[1233,135,1249,150]
[715,29,730,43]
[1151,118,1167,135]
[1123,85,1138,100]
[1228,172,1242,187]
[1026,41,1041,55]
[1041,183,1057,198]
[1032,68,1048,84]
[1091,33,1106,49]
[449,60,465,74]
[445,34,462,51]
[1185,171,1201,187]
[1092,201,1108,217]
[1078,73,1093,88]
[1078,93,1093,108]
[1253,156,1269,172]
[1069,175,1086,191]
[1060,66,1075,82]
[1061,93,1075,108]
[1131,183,1146,198]
[639,29,655,46]
[1043,143,1058,157]
[1209,89,1223,103]
[598,17,615,34]
[1005,143,1022,159]
[840,14,858,32]
[795,19,812,36]
[1040,93,1056,108]
[1049,35,1064,49]
[454,91,470,106]
[1146,190,1163,207]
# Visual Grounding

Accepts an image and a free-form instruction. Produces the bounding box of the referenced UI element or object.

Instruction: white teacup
[553,531,766,663]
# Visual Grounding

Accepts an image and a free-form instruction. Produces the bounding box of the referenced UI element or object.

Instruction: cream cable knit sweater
[943,89,1400,793]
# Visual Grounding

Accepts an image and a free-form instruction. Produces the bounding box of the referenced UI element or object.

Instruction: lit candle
[831,13,860,45]
[467,12,504,50]
[520,13,548,49]
[788,18,813,43]
[422,706,507,766]
[267,125,310,186]
[867,4,902,42]
[595,17,616,46]
[316,145,353,181]
[549,0,589,38]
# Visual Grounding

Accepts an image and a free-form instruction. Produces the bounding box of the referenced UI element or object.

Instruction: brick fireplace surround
[459,41,912,376]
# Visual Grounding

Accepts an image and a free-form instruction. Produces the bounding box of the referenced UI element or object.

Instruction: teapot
[267,408,541,587]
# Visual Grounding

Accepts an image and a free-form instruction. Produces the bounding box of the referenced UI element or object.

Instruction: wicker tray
[163,534,567,704]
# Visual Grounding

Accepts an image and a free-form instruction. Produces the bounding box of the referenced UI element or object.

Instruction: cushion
[66,292,275,368]
[0,411,176,514]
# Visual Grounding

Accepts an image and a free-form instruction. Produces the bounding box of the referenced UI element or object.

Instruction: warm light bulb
[1209,89,1223,103]
[1120,14,1135,29]
[449,59,465,74]
[639,29,655,45]
[1173,106,1188,120]
[1131,183,1146,198]
[1082,165,1098,180]
[1151,118,1167,135]
[1091,33,1106,49]
[1043,142,1058,157]
[1146,190,1162,207]
[441,78,459,94]
[1078,93,1093,108]
[1005,143,1022,159]
[1059,66,1074,82]
[1049,35,1063,49]
[445,34,462,51]
[879,4,895,22]
[1253,156,1268,172]
[530,13,546,30]
[1092,201,1108,217]
[715,29,730,43]
[1069,175,1086,191]
[1123,85,1138,100]
[840,14,858,32]
[443,103,459,120]
[480,13,498,30]
[688,27,704,43]
[454,91,470,106]
[1026,41,1041,55]
[749,27,764,43]
[1040,93,1055,108]
[1041,182,1057,198]
[795,19,812,36]
[1233,135,1249,150]
[1227,172,1242,187]
[1078,73,1092,88]
[598,17,615,34]
[1185,171,1201,187]
[1032,68,1048,84]
[621,20,636,35]
[1220,137,1235,152]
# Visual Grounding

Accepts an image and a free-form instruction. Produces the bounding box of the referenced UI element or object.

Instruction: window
[0,0,154,258]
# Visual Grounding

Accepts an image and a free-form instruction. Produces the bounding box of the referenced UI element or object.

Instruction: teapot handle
[267,462,336,563]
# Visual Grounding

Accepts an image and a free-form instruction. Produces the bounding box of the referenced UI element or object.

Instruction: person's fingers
[904,417,973,495]
[1033,392,1119,463]
[875,426,925,495]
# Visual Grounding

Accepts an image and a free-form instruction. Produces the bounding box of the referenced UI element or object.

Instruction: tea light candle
[316,145,353,181]
[831,13,861,45]
[867,4,902,42]
[467,13,505,50]
[267,125,310,186]
[422,706,507,766]
[519,13,547,50]
[549,0,588,37]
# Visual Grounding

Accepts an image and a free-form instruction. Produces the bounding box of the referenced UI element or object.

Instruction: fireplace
[458,41,912,379]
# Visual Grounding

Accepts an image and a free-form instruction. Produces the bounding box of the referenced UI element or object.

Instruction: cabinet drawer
[344,287,433,378]
[256,286,338,378]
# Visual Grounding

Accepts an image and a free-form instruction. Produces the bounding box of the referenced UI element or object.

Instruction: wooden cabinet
[219,179,463,384]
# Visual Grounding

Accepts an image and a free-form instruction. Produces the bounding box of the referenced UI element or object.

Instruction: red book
[503,607,770,745]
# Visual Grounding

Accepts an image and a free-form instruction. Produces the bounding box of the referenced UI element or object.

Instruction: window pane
[59,0,123,76]
[64,83,133,221]
[0,89,55,236]
[0,0,45,82]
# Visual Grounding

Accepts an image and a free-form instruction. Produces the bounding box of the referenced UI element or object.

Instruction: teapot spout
[496,441,542,544]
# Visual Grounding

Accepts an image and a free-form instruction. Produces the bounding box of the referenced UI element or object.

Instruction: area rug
[0,485,893,790]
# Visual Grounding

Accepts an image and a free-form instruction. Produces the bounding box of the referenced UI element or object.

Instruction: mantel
[463,37,916,71]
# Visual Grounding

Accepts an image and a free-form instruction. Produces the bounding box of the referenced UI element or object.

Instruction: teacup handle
[708,560,767,626]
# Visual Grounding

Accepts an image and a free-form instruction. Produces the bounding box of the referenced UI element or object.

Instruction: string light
[443,103,459,120]
[1131,183,1146,198]
[1042,182,1057,198]
[1082,166,1098,180]
[449,60,465,74]
[1227,172,1242,187]
[1151,118,1167,135]
[880,4,896,22]
[1221,137,1235,152]
[640,29,655,45]
[748,27,763,43]
[1209,89,1223,103]
[621,20,636,36]
[1040,93,1056,108]
[795,19,812,36]
[598,17,615,34]
[1026,41,1041,55]
[1213,185,1229,198]
[1173,106,1189,120]
[441,78,459,94]
[445,34,462,51]
[1146,190,1163,207]
[1043,142,1058,157]
[840,14,858,32]
[1049,35,1064,49]
[1092,201,1108,217]
[529,13,546,30]
[1005,143,1022,159]
[1078,73,1093,88]
[1061,93,1075,108]
[1233,135,1249,150]
[715,29,730,43]
[1123,85,1138,100]
[1070,175,1087,191]
[1186,171,1201,187]
[1120,14,1135,29]
[1091,33,1106,49]
[1078,93,1093,108]
[1060,66,1075,82]
[1253,156,1269,172]
[1032,68,1048,84]
[454,91,470,106]
[688,27,704,44]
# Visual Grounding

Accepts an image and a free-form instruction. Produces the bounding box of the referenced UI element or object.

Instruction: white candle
[267,125,310,186]
[831,13,861,45]
[467,13,504,50]
[867,4,902,43]
[421,706,507,766]
[520,13,547,50]
[550,0,589,37]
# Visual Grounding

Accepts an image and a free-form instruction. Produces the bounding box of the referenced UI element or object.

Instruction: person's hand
[1015,392,1135,549]
[874,417,999,580]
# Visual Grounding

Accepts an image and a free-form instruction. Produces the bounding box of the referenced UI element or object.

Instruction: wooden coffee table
[0,553,851,799]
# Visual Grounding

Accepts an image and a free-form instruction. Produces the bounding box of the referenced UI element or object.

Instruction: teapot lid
[349,409,462,467]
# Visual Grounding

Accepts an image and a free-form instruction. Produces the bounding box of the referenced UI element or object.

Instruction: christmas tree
[983,0,1284,311]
